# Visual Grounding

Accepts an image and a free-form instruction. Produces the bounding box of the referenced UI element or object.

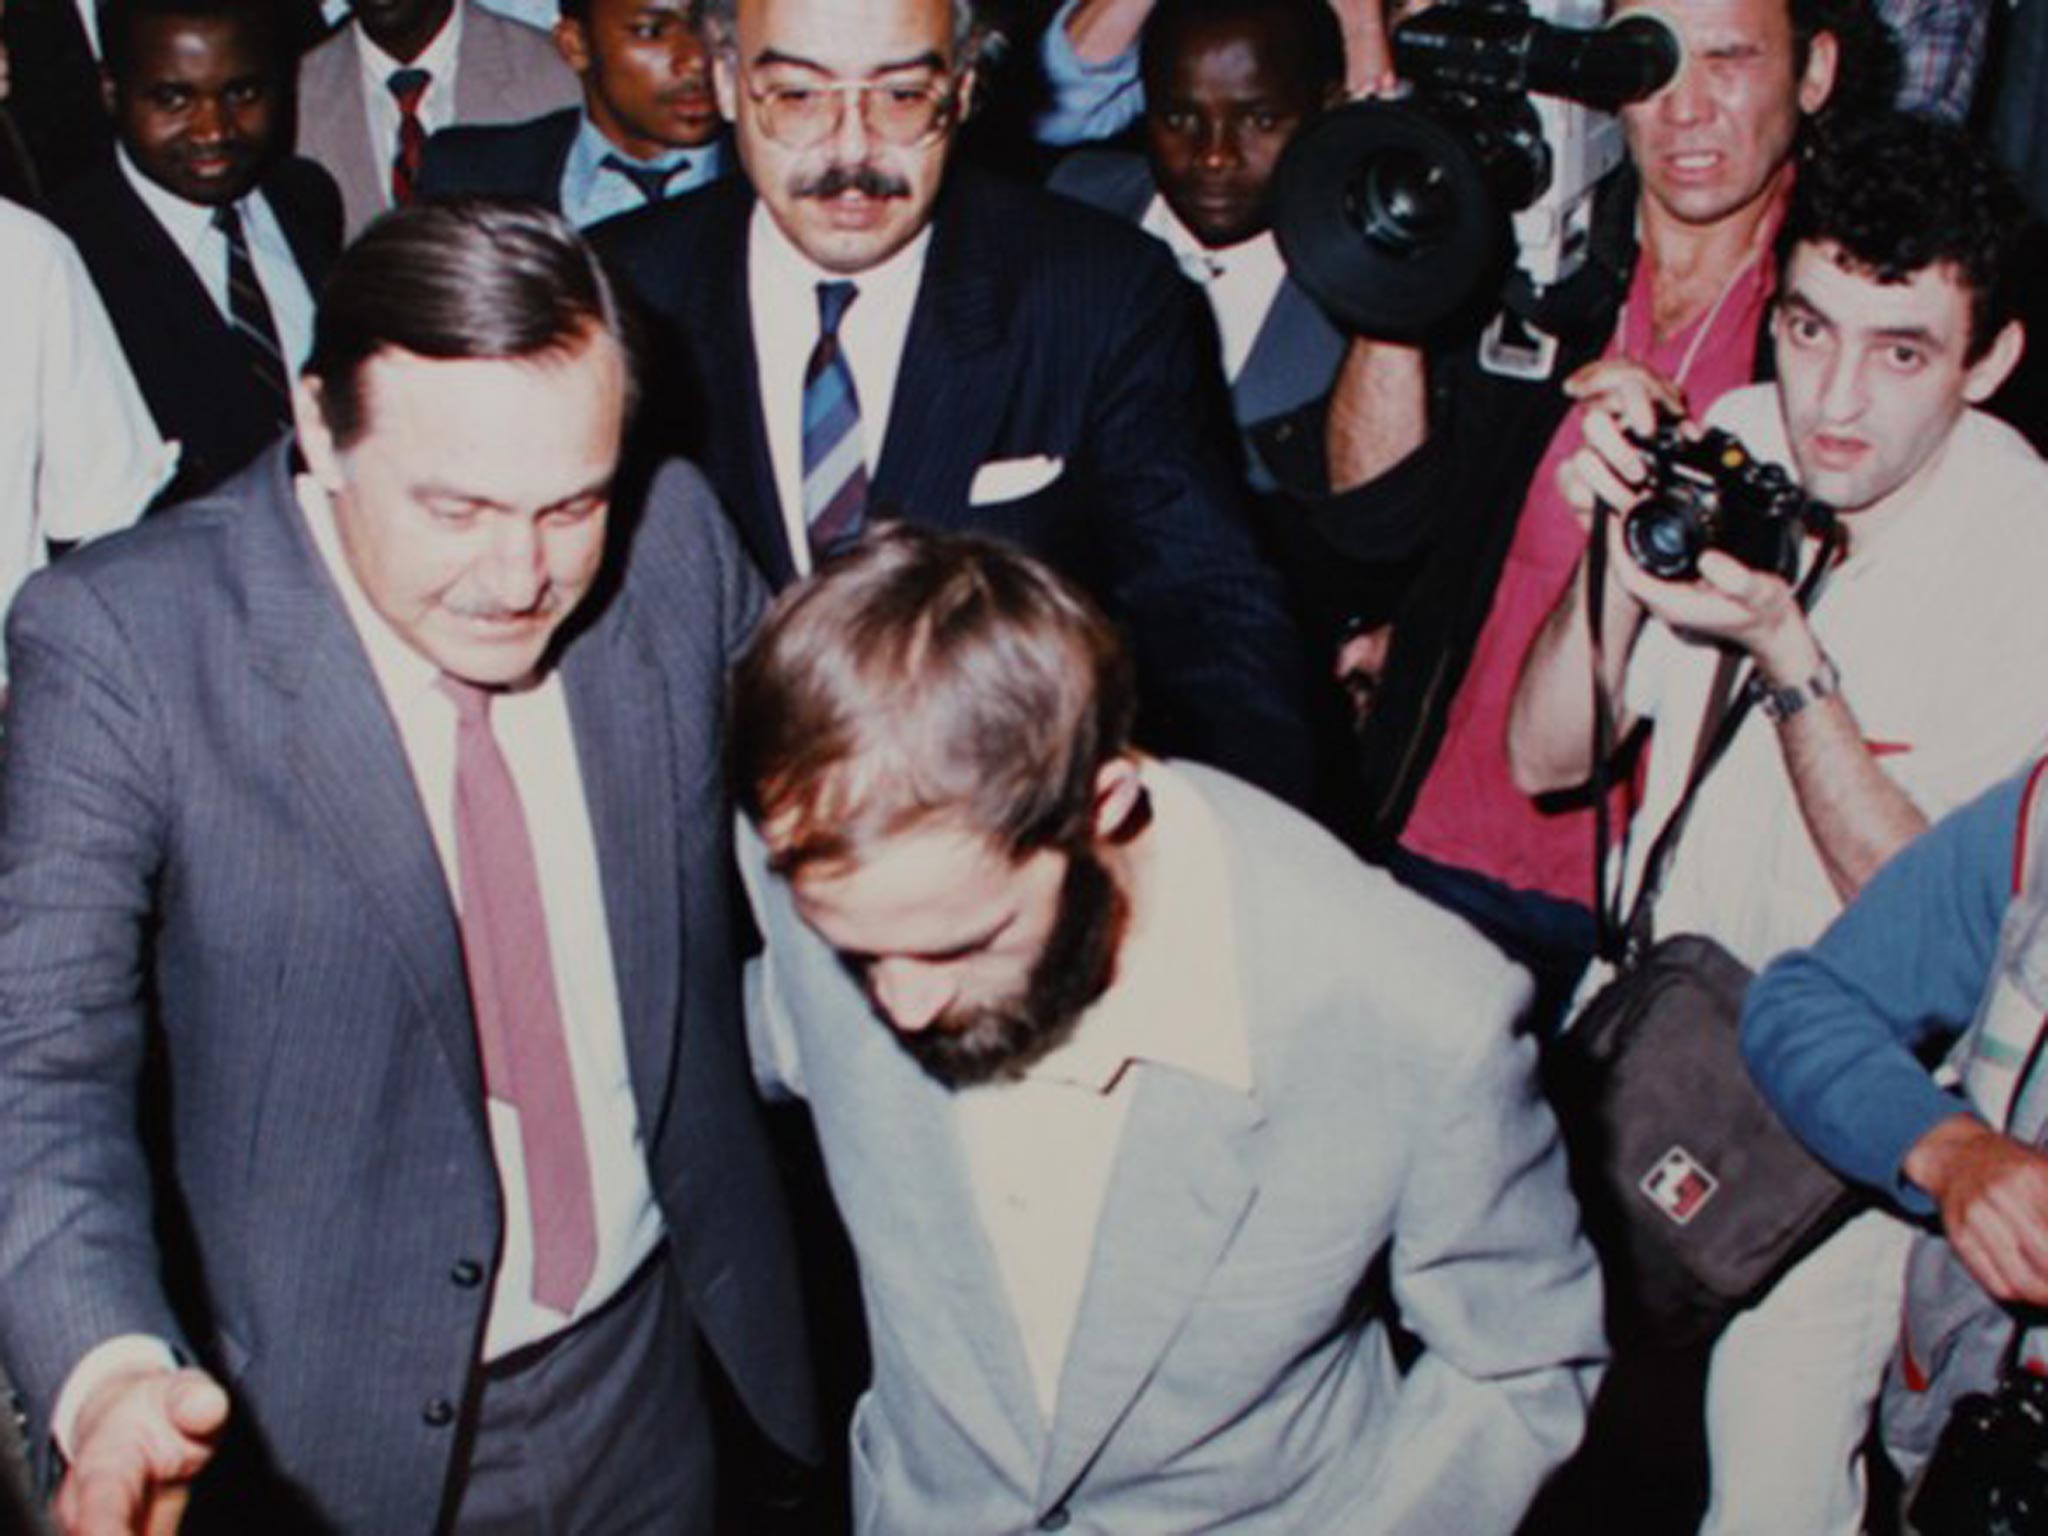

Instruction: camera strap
[1587,501,1843,967]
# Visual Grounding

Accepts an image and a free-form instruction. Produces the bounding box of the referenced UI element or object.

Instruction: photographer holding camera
[1509,112,2048,1534]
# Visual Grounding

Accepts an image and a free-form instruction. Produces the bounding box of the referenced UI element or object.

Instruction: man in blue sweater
[1745,759,2048,1479]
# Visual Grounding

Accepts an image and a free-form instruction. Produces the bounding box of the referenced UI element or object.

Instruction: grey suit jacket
[0,446,812,1530]
[296,0,579,236]
[742,763,1606,1533]
[1046,149,1346,491]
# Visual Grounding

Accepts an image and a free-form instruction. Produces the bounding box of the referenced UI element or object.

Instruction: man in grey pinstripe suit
[0,199,811,1535]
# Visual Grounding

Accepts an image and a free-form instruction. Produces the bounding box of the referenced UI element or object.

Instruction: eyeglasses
[741,75,959,148]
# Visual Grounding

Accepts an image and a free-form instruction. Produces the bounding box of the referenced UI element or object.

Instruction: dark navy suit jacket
[596,167,1322,809]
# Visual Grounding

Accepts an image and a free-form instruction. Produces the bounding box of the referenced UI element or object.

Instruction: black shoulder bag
[1546,500,1863,1348]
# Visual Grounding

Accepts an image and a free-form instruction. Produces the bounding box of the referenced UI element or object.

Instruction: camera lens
[1624,501,1700,581]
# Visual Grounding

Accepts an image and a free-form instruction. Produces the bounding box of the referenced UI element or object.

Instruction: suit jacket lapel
[1037,1067,1263,1503]
[301,38,382,231]
[863,1042,1051,1463]
[694,187,792,583]
[243,449,485,1132]
[560,595,682,1142]
[1233,278,1344,429]
[872,176,1012,528]
[453,0,510,121]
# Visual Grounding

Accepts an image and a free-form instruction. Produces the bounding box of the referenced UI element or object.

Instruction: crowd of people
[2,0,2048,1531]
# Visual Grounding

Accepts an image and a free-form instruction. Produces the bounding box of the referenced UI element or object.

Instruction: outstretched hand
[56,1367,229,1536]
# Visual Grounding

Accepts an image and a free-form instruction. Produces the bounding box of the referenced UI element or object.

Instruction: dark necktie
[211,203,290,424]
[801,280,868,562]
[600,152,684,207]
[439,677,599,1315]
[388,66,431,207]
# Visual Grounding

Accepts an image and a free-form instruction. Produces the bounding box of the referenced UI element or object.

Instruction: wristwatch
[1750,655,1841,723]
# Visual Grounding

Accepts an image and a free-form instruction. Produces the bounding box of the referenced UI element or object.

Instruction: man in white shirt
[1049,0,1347,493]
[732,523,1605,1533]
[296,0,577,234]
[1510,112,2048,1536]
[0,200,812,1534]
[0,200,172,681]
[48,0,341,501]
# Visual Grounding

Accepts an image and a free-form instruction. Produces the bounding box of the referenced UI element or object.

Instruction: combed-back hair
[696,0,1001,73]
[1780,111,2024,360]
[730,524,1138,877]
[100,0,280,78]
[1138,0,1343,102]
[302,197,636,446]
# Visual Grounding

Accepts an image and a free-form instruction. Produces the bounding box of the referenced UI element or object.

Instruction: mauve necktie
[388,66,431,207]
[439,676,597,1314]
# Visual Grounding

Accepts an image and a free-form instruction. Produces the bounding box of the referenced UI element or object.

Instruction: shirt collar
[116,146,244,259]
[1139,193,1283,289]
[1011,762,1253,1098]
[569,111,711,178]
[748,198,933,312]
[355,0,464,91]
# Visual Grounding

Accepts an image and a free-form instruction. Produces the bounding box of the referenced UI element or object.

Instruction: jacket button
[449,1259,484,1288]
[1038,1510,1070,1532]
[422,1398,455,1427]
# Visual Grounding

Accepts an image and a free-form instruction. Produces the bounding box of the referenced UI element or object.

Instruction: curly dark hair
[1780,111,2025,360]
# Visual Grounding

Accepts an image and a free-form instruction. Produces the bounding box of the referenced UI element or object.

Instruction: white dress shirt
[354,0,465,210]
[0,203,171,684]
[115,148,318,372]
[951,762,1253,1418]
[747,204,930,575]
[1138,196,1287,384]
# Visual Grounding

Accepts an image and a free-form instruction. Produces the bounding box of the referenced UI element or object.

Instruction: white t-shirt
[1615,382,2048,971]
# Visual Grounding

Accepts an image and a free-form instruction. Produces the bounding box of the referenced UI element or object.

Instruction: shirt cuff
[52,1335,183,1461]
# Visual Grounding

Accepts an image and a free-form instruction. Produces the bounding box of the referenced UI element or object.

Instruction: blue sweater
[1741,769,2032,1216]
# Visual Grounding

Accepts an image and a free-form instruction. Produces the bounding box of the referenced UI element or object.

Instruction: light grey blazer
[743,764,1608,1534]
[296,0,580,237]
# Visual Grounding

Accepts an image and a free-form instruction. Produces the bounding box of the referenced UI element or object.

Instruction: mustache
[794,164,911,200]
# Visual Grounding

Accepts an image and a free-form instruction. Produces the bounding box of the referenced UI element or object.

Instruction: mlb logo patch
[1640,1146,1718,1226]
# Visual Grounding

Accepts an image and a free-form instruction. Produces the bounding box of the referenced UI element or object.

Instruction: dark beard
[896,849,1127,1090]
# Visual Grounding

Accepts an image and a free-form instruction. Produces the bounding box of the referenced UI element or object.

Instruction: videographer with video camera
[1273,0,1897,1033]
[1509,112,2048,1535]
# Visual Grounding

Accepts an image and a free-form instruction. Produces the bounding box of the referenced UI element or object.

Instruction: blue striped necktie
[801,280,868,562]
[212,203,290,425]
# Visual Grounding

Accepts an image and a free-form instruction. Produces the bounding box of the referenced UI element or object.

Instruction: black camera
[1622,419,1832,583]
[1270,0,1679,339]
[1910,1369,2048,1536]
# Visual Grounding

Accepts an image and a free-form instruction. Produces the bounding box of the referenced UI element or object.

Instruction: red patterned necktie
[388,67,432,207]
[439,677,598,1314]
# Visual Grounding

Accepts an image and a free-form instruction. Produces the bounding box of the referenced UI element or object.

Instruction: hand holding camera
[1559,367,1835,681]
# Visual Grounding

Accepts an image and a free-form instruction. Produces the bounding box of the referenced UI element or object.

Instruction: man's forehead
[738,0,955,66]
[1785,242,1972,335]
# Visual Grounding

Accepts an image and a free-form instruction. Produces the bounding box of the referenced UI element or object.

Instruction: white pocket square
[968,455,1065,505]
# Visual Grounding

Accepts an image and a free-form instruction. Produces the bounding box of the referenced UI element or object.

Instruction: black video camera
[1622,418,1832,584]
[1270,0,1678,340]
[1911,1368,2048,1535]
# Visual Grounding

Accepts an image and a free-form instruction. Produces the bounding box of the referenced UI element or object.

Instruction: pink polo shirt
[1398,241,1777,906]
